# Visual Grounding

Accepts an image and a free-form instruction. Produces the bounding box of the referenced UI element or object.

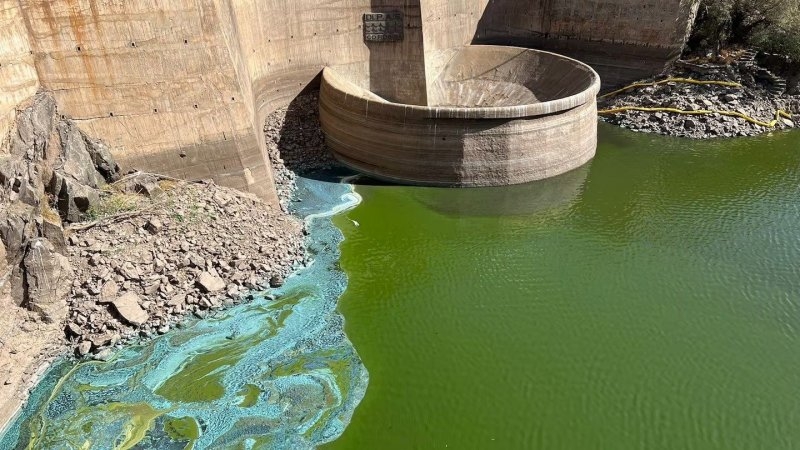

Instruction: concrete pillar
[366,0,427,105]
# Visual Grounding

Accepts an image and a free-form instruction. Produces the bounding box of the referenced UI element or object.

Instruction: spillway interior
[429,46,598,108]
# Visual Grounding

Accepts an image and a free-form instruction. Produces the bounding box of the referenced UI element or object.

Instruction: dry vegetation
[690,0,800,59]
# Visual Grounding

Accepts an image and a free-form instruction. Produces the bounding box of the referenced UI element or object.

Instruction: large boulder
[83,136,121,182]
[197,271,225,293]
[20,238,72,324]
[122,173,163,198]
[57,121,103,189]
[39,209,66,253]
[50,173,100,222]
[110,292,149,326]
[10,92,57,160]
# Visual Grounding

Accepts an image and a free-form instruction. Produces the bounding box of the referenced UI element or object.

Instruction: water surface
[326,125,800,450]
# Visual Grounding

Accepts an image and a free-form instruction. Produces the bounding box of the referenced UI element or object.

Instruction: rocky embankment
[64,176,305,358]
[0,92,307,427]
[599,52,800,138]
[264,91,338,208]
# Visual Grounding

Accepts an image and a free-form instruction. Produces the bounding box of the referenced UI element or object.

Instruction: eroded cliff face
[0,91,122,428]
[0,92,121,320]
[0,0,698,206]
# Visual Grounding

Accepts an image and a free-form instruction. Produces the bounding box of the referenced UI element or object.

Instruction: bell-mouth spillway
[319,45,601,187]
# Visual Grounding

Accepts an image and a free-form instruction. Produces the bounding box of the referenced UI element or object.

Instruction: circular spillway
[319,45,600,186]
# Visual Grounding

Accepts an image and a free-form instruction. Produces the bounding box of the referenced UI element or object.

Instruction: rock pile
[599,55,800,139]
[64,175,305,357]
[264,91,338,208]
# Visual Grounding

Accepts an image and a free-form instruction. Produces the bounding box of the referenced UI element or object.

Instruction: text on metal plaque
[363,12,404,42]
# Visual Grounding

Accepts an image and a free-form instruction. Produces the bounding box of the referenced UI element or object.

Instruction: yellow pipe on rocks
[597,106,794,128]
[599,77,743,100]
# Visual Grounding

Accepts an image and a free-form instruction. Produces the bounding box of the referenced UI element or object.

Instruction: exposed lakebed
[3,124,800,449]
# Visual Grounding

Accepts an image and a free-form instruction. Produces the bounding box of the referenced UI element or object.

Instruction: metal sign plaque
[363,12,404,42]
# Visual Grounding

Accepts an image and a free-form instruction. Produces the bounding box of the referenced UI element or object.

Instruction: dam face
[0,1,698,200]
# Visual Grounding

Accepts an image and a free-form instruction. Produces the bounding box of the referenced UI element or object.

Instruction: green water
[3,124,798,449]
[326,125,800,450]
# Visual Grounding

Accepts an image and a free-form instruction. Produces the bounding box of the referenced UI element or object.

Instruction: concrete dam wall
[473,0,700,88]
[0,0,698,202]
[0,1,39,149]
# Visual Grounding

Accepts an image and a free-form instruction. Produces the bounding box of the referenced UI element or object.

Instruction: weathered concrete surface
[320,46,600,186]
[0,1,40,145]
[420,1,699,91]
[472,0,700,88]
[361,1,428,105]
[420,1,489,94]
[429,45,598,107]
[15,0,276,202]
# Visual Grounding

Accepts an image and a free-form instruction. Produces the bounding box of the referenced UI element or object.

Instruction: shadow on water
[409,164,591,218]
[302,166,591,221]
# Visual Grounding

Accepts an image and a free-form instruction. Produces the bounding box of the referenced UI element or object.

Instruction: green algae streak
[163,416,200,449]
[237,384,261,408]
[154,292,303,403]
[28,402,164,450]
[327,125,800,450]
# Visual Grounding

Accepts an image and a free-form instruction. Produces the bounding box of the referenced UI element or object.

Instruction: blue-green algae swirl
[0,175,368,450]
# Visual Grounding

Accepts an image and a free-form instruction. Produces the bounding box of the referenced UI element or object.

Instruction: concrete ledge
[319,45,599,186]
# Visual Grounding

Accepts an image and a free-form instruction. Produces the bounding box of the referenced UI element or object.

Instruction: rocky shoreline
[0,91,331,429]
[63,176,306,358]
[599,51,800,139]
[60,91,341,356]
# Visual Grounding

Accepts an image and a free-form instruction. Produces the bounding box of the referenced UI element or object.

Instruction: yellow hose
[599,77,743,100]
[598,106,794,128]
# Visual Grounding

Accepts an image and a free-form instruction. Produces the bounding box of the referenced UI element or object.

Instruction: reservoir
[327,124,800,449]
[3,124,800,449]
